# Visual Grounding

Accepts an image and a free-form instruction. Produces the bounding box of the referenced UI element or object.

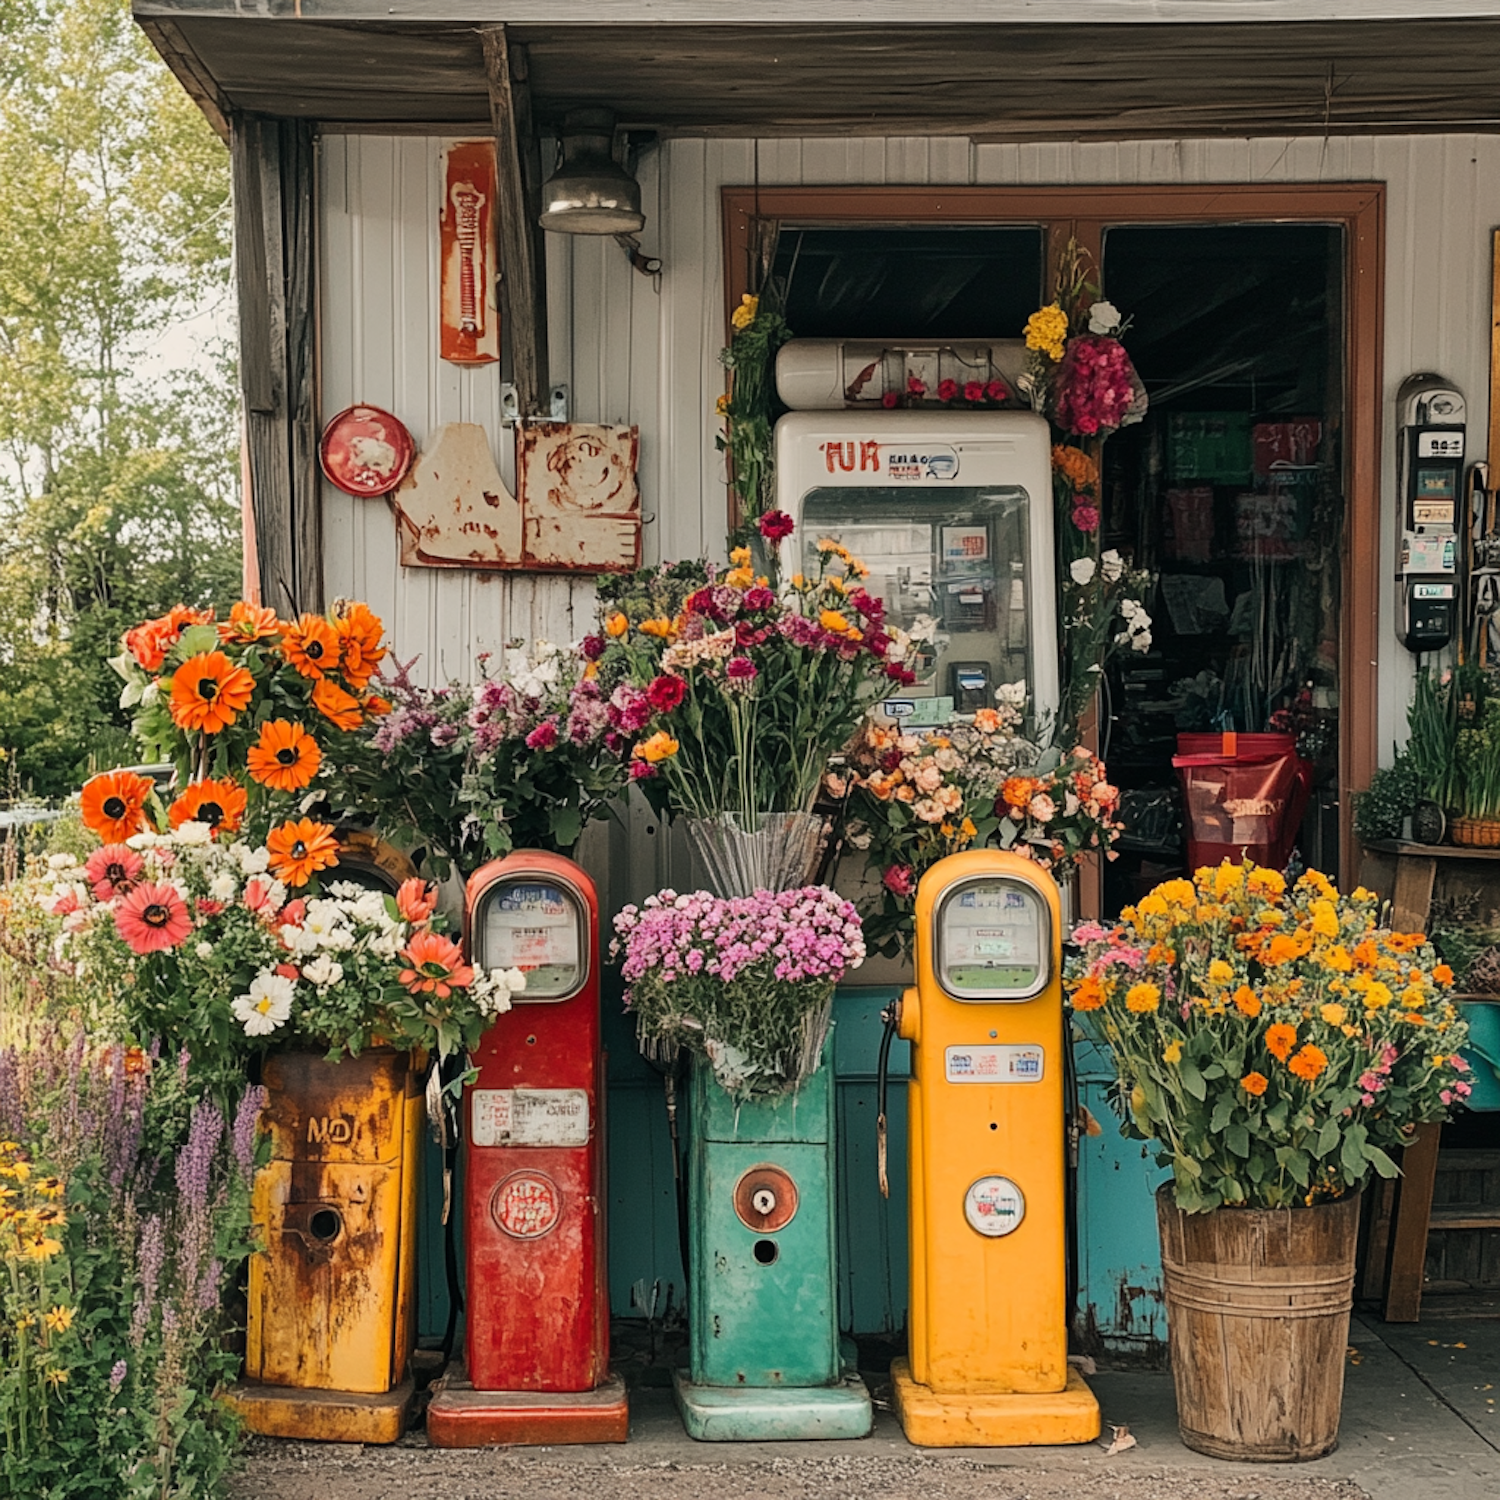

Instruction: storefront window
[1098,223,1345,903]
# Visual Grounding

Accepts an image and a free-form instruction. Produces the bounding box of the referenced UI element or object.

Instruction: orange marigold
[1287,1043,1328,1082]
[80,769,155,844]
[266,818,340,888]
[1051,444,1099,492]
[1071,974,1106,1012]
[1240,1071,1269,1097]
[218,601,281,644]
[280,614,341,679]
[1126,982,1161,1014]
[1265,1022,1297,1061]
[1000,777,1037,810]
[1433,963,1454,986]
[1233,985,1262,1019]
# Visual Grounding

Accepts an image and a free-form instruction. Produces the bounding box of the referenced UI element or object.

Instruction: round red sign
[491,1171,562,1240]
[318,404,415,497]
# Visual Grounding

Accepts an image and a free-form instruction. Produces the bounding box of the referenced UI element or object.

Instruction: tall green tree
[0,0,241,798]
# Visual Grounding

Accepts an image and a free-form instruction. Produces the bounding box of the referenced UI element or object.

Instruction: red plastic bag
[1171,732,1314,875]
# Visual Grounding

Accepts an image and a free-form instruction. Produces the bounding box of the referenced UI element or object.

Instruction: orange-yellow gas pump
[891,849,1100,1446]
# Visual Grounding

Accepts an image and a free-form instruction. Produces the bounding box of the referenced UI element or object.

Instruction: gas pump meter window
[936,876,1051,1001]
[476,877,587,1001]
[798,486,1037,713]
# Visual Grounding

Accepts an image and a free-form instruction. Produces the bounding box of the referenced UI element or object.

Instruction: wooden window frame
[723,182,1385,879]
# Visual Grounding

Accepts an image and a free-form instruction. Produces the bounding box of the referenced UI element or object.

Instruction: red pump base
[426,1366,629,1447]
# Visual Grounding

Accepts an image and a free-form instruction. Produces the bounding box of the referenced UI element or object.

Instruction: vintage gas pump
[1395,373,1465,652]
[229,837,423,1445]
[426,851,627,1446]
[673,1042,873,1441]
[891,849,1100,1446]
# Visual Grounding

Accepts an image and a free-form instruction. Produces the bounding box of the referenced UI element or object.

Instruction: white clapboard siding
[321,130,1500,875]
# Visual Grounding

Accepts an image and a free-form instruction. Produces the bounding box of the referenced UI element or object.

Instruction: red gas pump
[426,851,628,1446]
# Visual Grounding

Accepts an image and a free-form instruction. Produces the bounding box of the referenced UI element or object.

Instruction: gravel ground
[229,1436,1371,1500]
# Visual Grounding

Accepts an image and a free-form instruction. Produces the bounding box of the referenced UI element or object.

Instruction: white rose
[1132,630,1152,653]
[1100,550,1125,583]
[209,871,237,902]
[997,679,1027,706]
[1087,300,1121,336]
[174,820,213,847]
[235,844,270,877]
[1069,557,1096,586]
[46,853,77,871]
[303,954,345,989]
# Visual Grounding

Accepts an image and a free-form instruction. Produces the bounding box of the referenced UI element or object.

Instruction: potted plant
[1067,862,1470,1460]
[612,884,865,1097]
[1405,665,1462,842]
[1453,697,1500,846]
[592,521,925,896]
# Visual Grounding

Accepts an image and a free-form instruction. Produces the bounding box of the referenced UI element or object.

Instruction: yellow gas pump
[891,849,1100,1446]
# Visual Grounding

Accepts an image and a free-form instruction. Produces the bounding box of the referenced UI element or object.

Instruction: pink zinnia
[114,882,192,955]
[1071,503,1100,533]
[726,655,758,683]
[882,865,914,898]
[85,844,144,902]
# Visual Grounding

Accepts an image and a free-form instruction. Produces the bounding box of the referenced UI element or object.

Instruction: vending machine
[774,340,1058,728]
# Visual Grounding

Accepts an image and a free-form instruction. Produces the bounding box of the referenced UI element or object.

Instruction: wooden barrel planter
[1156,1186,1360,1461]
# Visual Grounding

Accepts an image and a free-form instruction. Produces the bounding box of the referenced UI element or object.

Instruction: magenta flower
[525,720,558,750]
[757,510,795,543]
[1071,503,1100,533]
[937,378,959,402]
[882,865,914,898]
[963,380,985,403]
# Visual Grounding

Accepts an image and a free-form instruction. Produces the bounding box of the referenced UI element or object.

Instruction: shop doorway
[724,183,1383,898]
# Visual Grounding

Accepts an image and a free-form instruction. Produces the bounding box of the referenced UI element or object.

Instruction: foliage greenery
[0,0,240,799]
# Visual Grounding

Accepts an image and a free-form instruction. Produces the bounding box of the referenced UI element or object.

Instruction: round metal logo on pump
[733,1164,799,1233]
[491,1170,562,1239]
[964,1175,1025,1237]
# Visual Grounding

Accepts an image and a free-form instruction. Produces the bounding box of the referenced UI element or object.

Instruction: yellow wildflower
[1249,866,1287,897]
[1319,1003,1347,1026]
[729,546,752,568]
[724,567,754,588]
[43,1306,74,1334]
[639,617,675,638]
[715,393,730,416]
[1310,900,1340,938]
[631,732,679,764]
[1208,959,1234,986]
[1126,983,1161,1014]
[1363,980,1393,1011]
[819,610,850,634]
[605,612,629,638]
[730,293,759,331]
[1163,1039,1184,1064]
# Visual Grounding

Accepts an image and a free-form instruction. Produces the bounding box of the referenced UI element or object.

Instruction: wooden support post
[1381,1121,1443,1322]
[232,115,320,617]
[481,24,549,418]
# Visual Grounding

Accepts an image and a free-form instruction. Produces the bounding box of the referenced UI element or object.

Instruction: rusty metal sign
[517,422,641,572]
[390,422,523,569]
[471,1088,590,1148]
[440,139,499,365]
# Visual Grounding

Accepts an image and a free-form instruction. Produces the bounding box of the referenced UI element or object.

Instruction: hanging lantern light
[539,108,645,236]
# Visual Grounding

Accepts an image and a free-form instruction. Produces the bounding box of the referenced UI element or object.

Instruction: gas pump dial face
[734,1165,799,1233]
[964,1175,1025,1237]
[478,878,586,1001]
[936,877,1050,1000]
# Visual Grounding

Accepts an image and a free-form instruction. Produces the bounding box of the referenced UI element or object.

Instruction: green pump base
[891,1359,1100,1448]
[673,1369,873,1442]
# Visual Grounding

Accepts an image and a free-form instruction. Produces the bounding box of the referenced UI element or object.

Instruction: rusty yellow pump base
[890,1360,1100,1448]
[224,1374,416,1445]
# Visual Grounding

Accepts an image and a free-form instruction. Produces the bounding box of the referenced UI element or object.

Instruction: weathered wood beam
[136,17,231,142]
[231,115,322,617]
[481,24,549,418]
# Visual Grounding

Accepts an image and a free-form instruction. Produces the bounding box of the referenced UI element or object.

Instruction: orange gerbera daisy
[334,602,386,689]
[218,601,282,644]
[168,651,256,735]
[311,677,363,733]
[168,777,248,836]
[266,818,340,888]
[398,930,475,1000]
[246,720,322,792]
[80,769,155,843]
[1265,1022,1297,1061]
[280,614,341,679]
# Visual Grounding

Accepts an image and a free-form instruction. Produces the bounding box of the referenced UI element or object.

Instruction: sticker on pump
[944,1044,1045,1084]
[964,1175,1025,1237]
[472,1088,590,1147]
[883,444,959,482]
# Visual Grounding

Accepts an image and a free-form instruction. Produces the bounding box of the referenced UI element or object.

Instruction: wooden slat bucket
[1156,1186,1360,1461]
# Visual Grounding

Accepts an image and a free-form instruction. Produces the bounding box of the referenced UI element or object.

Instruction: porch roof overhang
[135,3,1500,143]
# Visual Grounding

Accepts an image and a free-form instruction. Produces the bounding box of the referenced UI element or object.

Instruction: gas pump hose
[876,1001,898,1199]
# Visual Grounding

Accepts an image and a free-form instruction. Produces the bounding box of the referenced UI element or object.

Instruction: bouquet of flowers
[591,517,926,828]
[337,640,636,876]
[37,824,524,1100]
[108,599,391,845]
[612,884,865,1097]
[1066,861,1470,1212]
[837,700,1123,954]
[717,289,792,525]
